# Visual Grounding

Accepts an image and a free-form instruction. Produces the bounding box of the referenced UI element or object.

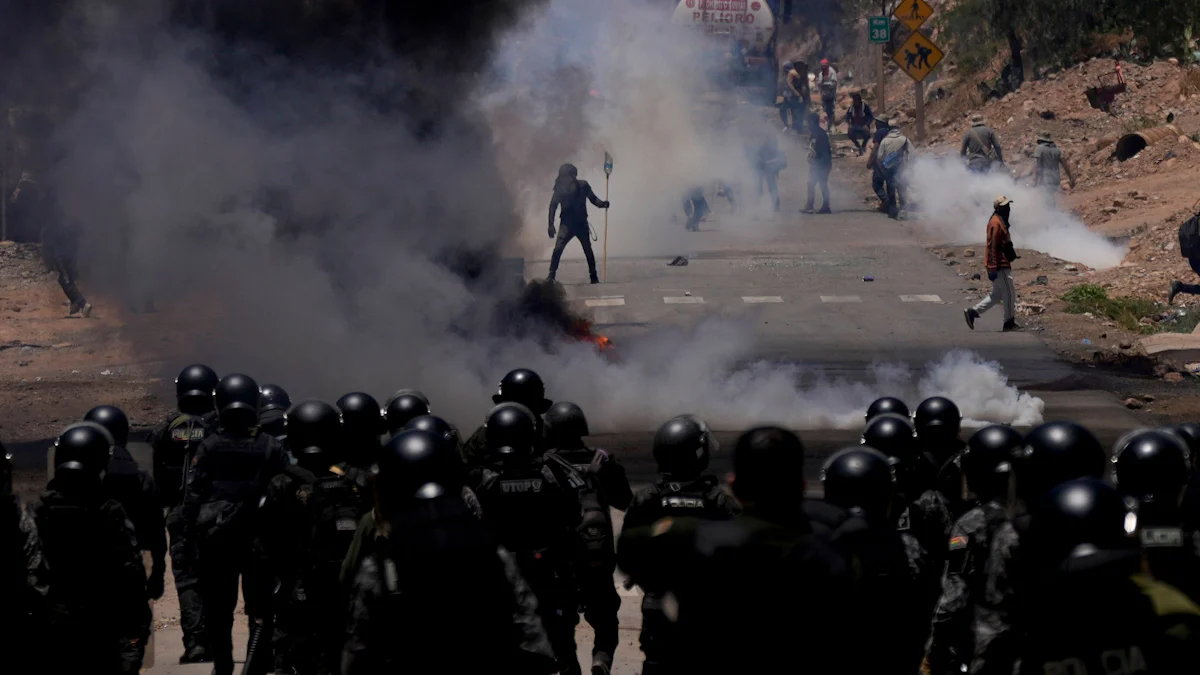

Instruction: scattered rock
[1018,302,1046,315]
[1102,207,1119,214]
[1112,199,1125,208]
[19,346,33,355]
[1124,397,1145,409]
[1040,111,1056,120]
[1169,57,1180,66]
[1142,394,1156,403]
[1165,372,1185,383]
[1030,275,1049,286]
[946,260,959,266]
[1186,362,1200,375]
[52,342,74,350]
[1119,341,1134,350]
[963,248,975,257]
[100,369,114,376]
[971,273,981,280]
[944,250,956,257]
[1064,265,1079,272]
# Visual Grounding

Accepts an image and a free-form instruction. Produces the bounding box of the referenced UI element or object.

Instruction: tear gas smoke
[17,2,1043,436]
[904,155,1127,270]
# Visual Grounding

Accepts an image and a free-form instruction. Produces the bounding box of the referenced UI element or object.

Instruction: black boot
[1003,319,1023,332]
[589,273,600,284]
[1169,280,1183,305]
[964,308,979,330]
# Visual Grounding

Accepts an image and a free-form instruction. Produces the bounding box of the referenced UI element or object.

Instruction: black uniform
[148,410,214,655]
[183,430,288,675]
[32,482,150,673]
[2,449,51,673]
[105,445,167,599]
[343,428,556,674]
[262,464,363,674]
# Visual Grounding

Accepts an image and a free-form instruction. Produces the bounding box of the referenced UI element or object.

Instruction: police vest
[303,473,364,584]
[154,414,211,504]
[476,461,575,580]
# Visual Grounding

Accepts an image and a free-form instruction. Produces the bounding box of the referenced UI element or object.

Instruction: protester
[965,196,1021,332]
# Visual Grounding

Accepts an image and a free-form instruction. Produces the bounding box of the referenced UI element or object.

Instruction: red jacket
[986,214,1012,271]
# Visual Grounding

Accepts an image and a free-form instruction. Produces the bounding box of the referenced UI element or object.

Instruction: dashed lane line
[663,296,705,304]
[742,296,784,303]
[585,297,626,307]
[820,295,862,303]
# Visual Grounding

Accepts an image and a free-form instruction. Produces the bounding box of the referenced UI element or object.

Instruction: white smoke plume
[904,155,1128,270]
[11,1,1045,439]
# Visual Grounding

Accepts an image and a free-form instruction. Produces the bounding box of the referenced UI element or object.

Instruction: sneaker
[590,276,600,285]
[591,652,613,675]
[964,308,978,330]
[81,302,93,318]
[1002,320,1023,332]
[1169,280,1183,305]
[180,645,210,664]
[802,207,815,214]
[817,207,832,214]
[68,301,81,316]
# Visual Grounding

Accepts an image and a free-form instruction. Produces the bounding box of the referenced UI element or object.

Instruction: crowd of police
[5,363,1200,674]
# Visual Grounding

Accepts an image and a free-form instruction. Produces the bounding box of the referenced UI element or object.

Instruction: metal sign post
[869,15,890,116]
[603,152,613,282]
[891,3,944,144]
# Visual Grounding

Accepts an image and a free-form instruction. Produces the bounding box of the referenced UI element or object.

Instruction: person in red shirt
[965,196,1021,331]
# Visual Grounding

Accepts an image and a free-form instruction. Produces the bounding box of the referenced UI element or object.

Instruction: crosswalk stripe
[820,295,862,303]
[585,297,626,307]
[900,294,943,302]
[663,296,705,304]
[742,296,784,303]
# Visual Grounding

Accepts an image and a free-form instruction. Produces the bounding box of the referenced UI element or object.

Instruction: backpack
[881,143,908,171]
[305,474,364,584]
[1179,212,1200,259]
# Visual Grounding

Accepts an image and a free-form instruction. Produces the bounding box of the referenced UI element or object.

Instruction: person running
[965,196,1021,332]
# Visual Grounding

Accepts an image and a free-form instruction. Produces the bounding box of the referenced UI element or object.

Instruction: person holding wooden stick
[547,163,609,285]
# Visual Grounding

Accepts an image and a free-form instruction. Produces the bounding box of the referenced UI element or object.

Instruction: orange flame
[569,319,615,351]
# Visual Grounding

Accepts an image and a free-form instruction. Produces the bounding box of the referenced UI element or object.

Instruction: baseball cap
[994,195,1013,209]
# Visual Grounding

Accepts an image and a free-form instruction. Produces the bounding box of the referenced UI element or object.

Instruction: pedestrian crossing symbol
[893,0,933,31]
[893,31,944,83]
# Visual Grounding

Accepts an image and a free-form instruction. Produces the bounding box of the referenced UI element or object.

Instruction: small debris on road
[1164,372,1185,383]
[668,256,688,266]
[1125,397,1145,409]
[862,275,875,282]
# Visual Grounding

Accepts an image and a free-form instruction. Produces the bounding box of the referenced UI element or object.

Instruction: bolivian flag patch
[949,535,969,550]
[652,517,675,537]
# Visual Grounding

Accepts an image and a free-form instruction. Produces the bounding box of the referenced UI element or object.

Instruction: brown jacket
[986,213,1012,271]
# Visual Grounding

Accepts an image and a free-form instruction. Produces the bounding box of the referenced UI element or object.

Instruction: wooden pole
[915,79,925,143]
[602,176,609,282]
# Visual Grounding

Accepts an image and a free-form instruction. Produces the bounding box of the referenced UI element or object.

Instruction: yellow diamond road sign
[893,31,944,83]
[893,0,933,31]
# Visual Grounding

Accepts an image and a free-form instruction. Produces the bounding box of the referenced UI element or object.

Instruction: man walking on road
[804,113,832,214]
[875,117,915,219]
[965,196,1021,332]
[960,114,1004,174]
[1031,131,1076,202]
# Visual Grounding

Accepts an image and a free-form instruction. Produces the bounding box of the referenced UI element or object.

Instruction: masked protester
[965,196,1021,332]
[547,163,610,284]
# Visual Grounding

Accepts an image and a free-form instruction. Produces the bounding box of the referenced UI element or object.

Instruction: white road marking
[585,297,626,307]
[742,296,784,303]
[900,294,943,302]
[663,296,705,304]
[820,295,862,303]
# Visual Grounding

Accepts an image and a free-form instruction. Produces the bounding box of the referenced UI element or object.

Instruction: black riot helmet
[214,373,262,433]
[376,429,461,517]
[544,401,590,448]
[175,364,219,415]
[1030,478,1134,565]
[963,425,1023,502]
[731,426,805,508]
[1173,422,1200,470]
[259,384,292,413]
[913,396,962,446]
[337,392,386,440]
[821,447,895,523]
[492,368,553,415]
[1112,429,1189,506]
[385,392,431,435]
[1013,421,1105,507]
[286,400,343,472]
[83,405,130,447]
[862,413,919,463]
[484,403,539,463]
[653,415,716,479]
[53,421,114,483]
[404,415,461,455]
[865,397,909,423]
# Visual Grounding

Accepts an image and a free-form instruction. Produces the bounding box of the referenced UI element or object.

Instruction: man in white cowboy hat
[960,113,1004,173]
[1030,130,1076,200]
[875,116,916,219]
[965,195,1021,331]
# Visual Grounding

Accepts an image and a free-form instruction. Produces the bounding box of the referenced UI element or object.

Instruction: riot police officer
[914,396,969,516]
[622,414,740,674]
[147,363,219,663]
[404,414,482,519]
[473,402,588,675]
[977,421,1107,675]
[462,368,555,472]
[182,373,288,675]
[383,390,431,436]
[816,447,929,673]
[1173,422,1200,530]
[866,396,909,423]
[262,400,362,675]
[342,429,556,674]
[1,439,50,672]
[543,401,632,675]
[618,426,852,674]
[258,383,292,441]
[1018,478,1200,673]
[928,424,1023,675]
[336,392,386,474]
[1113,429,1199,602]
[31,422,150,673]
[863,413,952,574]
